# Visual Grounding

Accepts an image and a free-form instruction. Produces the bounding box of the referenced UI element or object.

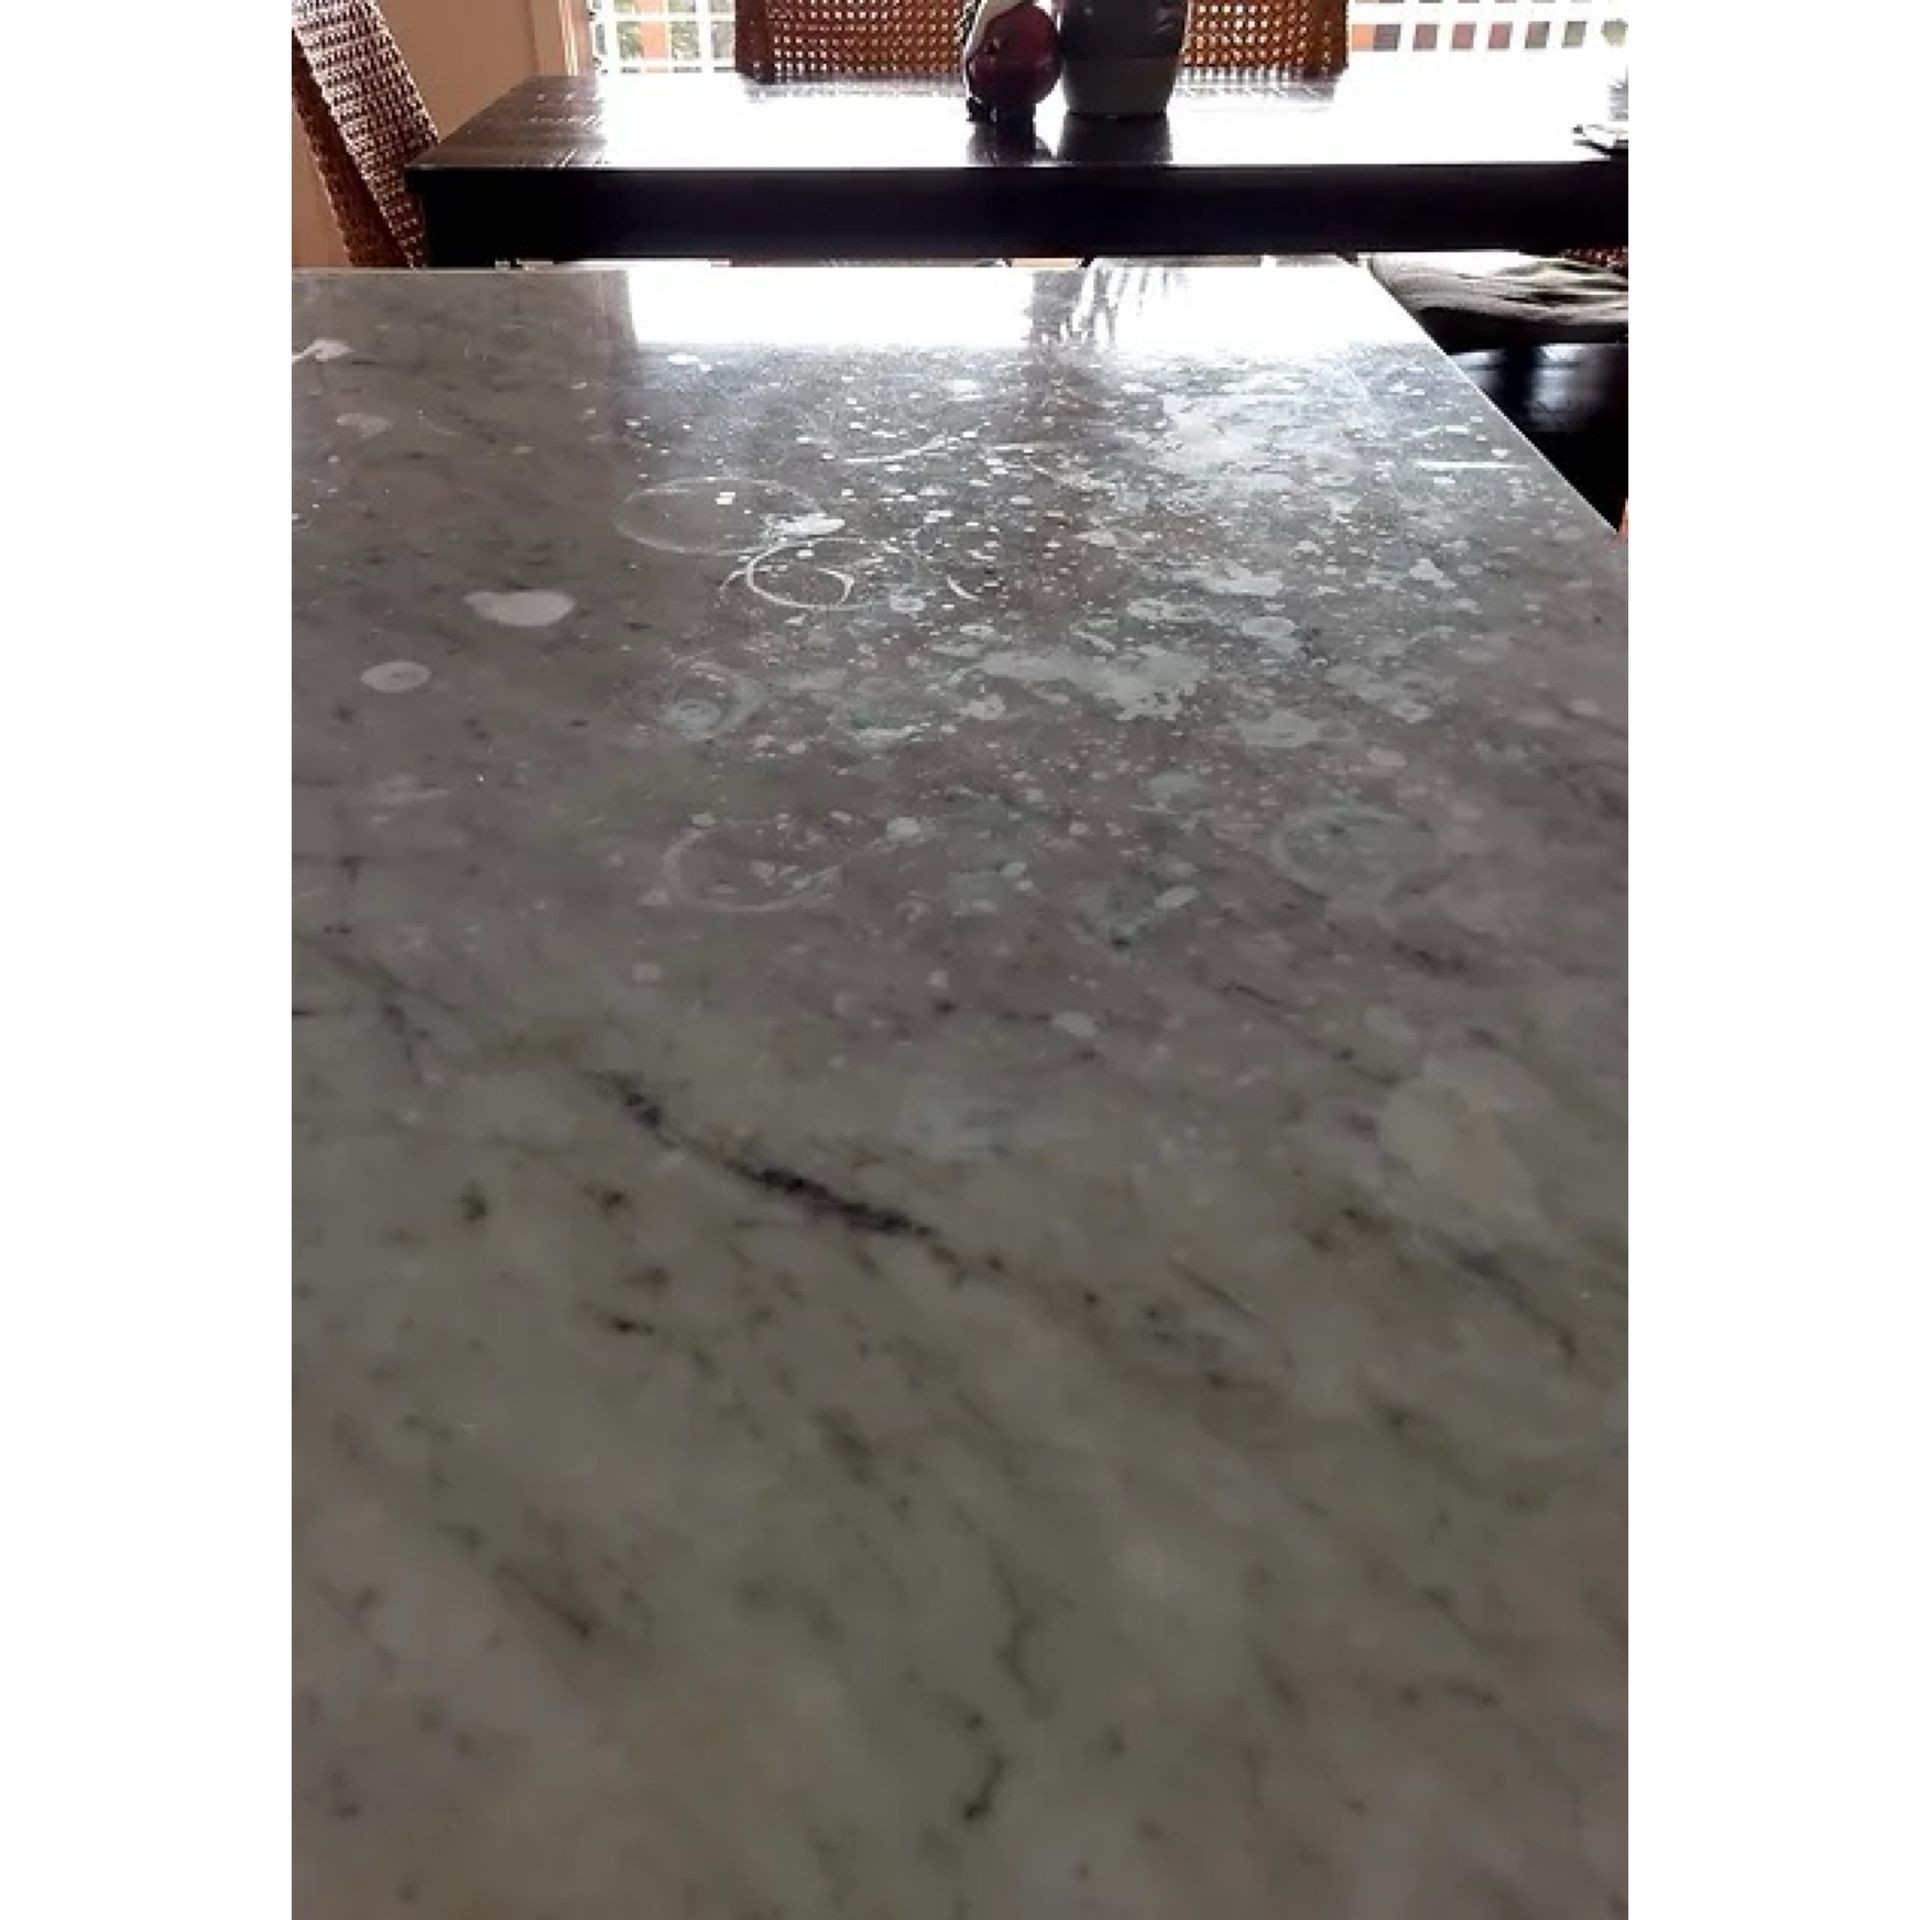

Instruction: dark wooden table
[407,65,1627,267]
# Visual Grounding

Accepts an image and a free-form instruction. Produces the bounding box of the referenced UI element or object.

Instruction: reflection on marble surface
[294,263,1626,1920]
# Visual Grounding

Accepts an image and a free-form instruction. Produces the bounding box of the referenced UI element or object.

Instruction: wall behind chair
[291,0,560,265]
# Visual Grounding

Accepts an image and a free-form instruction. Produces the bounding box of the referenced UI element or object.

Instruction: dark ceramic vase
[1057,0,1190,119]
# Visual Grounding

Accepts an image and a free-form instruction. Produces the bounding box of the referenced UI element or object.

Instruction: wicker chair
[735,1,1347,82]
[292,0,437,268]
[1187,0,1346,77]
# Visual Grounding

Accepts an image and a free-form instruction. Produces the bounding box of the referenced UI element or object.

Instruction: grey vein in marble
[294,263,1626,1920]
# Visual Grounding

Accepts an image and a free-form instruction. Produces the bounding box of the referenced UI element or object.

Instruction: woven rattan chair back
[1188,0,1346,77]
[292,0,438,268]
[735,1,1348,82]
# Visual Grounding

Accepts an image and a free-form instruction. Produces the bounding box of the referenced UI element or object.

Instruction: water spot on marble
[660,661,765,742]
[767,511,846,542]
[1408,557,1452,587]
[1325,663,1434,725]
[740,536,902,612]
[1147,770,1206,808]
[292,337,352,364]
[1077,529,1121,549]
[359,661,430,693]
[629,961,664,985]
[899,1088,1005,1163]
[886,816,927,844]
[1368,747,1409,770]
[1237,710,1321,751]
[1155,885,1199,912]
[335,411,390,440]
[1126,596,1206,627]
[659,823,840,914]
[845,721,927,751]
[666,352,703,367]
[616,475,817,555]
[1378,1055,1548,1231]
[1053,1012,1099,1040]
[842,433,951,467]
[1269,804,1439,904]
[784,667,849,695]
[1240,615,1300,659]
[978,646,1206,723]
[464,588,576,629]
[927,968,950,991]
[365,773,448,806]
[1178,562,1285,598]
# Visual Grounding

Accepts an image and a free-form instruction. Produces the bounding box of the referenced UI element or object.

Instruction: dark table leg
[415,186,499,269]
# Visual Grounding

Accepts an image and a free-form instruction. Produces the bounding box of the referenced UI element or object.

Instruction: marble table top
[294,263,1626,1920]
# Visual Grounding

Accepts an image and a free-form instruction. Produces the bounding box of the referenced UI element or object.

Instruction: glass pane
[669,17,702,63]
[713,20,736,65]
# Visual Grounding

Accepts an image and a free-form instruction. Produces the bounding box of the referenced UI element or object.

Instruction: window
[589,0,736,76]
[588,2,1629,78]
[1350,1,1629,58]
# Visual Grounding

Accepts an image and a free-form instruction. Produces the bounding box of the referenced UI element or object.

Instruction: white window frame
[1350,0,1625,58]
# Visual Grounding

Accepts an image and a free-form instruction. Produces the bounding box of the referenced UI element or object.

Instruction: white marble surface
[294,263,1626,1919]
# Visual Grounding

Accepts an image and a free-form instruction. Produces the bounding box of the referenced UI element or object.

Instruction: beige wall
[292,0,556,266]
